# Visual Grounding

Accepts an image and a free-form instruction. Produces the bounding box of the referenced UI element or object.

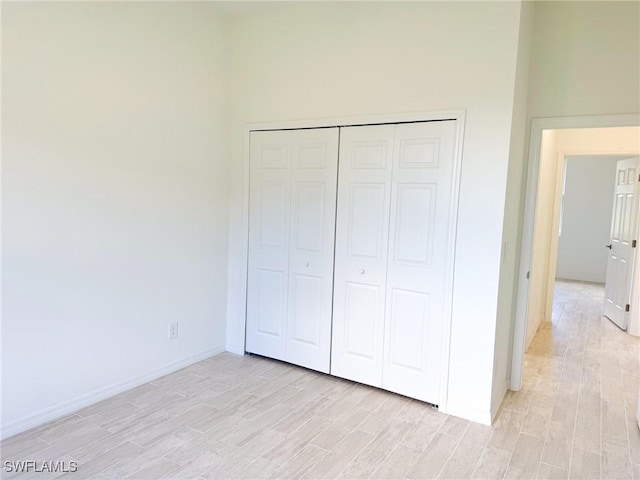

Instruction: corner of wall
[440,402,494,426]
[493,0,535,406]
[226,343,245,355]
[490,381,508,424]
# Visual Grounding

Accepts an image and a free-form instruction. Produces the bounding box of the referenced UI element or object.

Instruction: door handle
[606,244,612,249]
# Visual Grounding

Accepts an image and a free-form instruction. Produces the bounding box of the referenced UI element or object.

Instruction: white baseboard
[1,345,225,440]
[225,343,245,355]
[491,383,508,424]
[439,402,493,426]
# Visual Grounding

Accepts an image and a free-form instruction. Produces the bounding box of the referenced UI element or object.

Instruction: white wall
[492,0,534,415]
[2,3,230,436]
[5,0,637,435]
[226,1,525,423]
[556,156,618,283]
[528,1,640,119]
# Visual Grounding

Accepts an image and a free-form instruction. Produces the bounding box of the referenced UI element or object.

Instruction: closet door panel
[382,121,457,404]
[331,125,394,387]
[344,282,380,358]
[286,128,339,373]
[246,131,292,360]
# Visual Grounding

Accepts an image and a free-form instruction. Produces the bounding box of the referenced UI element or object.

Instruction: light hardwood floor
[2,280,639,479]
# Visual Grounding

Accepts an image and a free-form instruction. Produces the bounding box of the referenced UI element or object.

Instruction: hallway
[513,280,640,479]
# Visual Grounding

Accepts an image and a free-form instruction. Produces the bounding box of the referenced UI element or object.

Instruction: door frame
[237,109,465,412]
[510,113,640,391]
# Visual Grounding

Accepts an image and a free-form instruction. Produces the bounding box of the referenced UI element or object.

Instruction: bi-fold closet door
[331,121,457,405]
[246,128,339,374]
[246,120,457,406]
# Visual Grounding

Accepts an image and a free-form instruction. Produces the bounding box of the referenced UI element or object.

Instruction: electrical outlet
[168,322,179,339]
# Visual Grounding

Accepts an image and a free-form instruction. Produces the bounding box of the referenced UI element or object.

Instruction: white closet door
[246,130,291,360]
[382,121,456,404]
[331,125,395,387]
[247,128,339,372]
[286,128,339,373]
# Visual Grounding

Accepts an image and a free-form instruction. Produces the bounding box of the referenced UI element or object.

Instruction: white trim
[226,343,245,355]
[510,113,640,391]
[243,110,463,133]
[436,113,466,416]
[627,156,640,337]
[1,345,226,440]
[440,402,493,426]
[631,201,640,336]
[491,382,509,424]
[238,109,466,411]
[456,378,507,426]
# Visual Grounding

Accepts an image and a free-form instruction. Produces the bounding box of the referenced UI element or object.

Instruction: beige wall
[527,130,559,347]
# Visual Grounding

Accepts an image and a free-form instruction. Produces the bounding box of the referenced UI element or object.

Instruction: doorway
[511,114,640,391]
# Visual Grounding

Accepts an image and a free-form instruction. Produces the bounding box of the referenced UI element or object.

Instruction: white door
[247,128,339,372]
[286,128,339,373]
[331,125,395,387]
[331,121,457,400]
[246,130,291,361]
[382,121,456,404]
[604,156,639,330]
